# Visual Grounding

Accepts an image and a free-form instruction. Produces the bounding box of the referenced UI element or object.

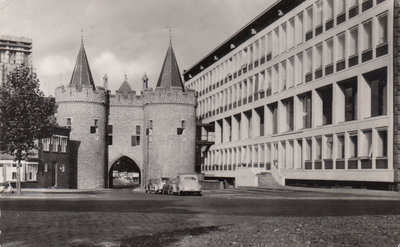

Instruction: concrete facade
[184,0,398,190]
[0,35,32,87]
[393,0,400,190]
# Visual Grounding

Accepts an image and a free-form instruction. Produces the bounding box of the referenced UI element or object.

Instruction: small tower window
[66,117,72,128]
[177,120,186,135]
[107,125,113,145]
[90,119,99,134]
[132,125,141,146]
[147,120,153,136]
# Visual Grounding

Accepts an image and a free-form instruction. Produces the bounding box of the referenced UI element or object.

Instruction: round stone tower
[55,41,107,189]
[143,41,197,182]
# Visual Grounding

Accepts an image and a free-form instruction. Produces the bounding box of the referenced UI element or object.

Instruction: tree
[0,64,57,195]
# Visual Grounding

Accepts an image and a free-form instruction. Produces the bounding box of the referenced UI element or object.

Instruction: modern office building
[0,35,33,86]
[184,0,399,190]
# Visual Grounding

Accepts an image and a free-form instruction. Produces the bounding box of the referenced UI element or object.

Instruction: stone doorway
[109,156,140,188]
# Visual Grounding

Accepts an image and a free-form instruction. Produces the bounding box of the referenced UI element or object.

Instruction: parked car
[145,178,157,193]
[0,182,15,194]
[155,177,170,194]
[162,178,177,195]
[176,174,202,196]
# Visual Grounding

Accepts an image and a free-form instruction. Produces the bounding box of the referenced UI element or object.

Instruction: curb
[236,186,400,198]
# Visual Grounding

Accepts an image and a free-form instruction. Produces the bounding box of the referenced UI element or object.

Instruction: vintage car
[146,177,170,194]
[162,178,177,195]
[176,174,201,196]
[0,182,15,194]
[145,178,158,193]
[155,177,170,194]
[163,174,202,196]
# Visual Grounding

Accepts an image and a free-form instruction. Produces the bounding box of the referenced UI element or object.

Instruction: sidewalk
[0,188,107,199]
[237,185,400,198]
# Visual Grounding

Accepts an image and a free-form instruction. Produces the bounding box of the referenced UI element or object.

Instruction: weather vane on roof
[165,27,174,43]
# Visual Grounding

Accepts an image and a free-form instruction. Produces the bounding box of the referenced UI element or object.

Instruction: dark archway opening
[109,156,141,188]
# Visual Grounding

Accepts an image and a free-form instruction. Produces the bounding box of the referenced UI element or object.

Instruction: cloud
[38,55,74,77]
[0,0,275,95]
[92,51,160,92]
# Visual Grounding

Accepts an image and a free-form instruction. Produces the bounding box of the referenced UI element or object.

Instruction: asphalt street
[1,189,400,246]
[1,188,400,217]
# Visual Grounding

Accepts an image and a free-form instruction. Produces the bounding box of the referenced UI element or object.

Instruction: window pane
[280,61,286,90]
[326,0,334,20]
[305,139,312,160]
[295,53,303,85]
[266,32,272,55]
[363,21,372,51]
[315,43,323,69]
[337,135,345,159]
[377,130,387,157]
[349,0,358,8]
[337,0,345,14]
[280,24,287,53]
[325,38,333,65]
[296,12,304,45]
[306,7,313,32]
[337,33,345,60]
[361,130,372,157]
[315,1,323,27]
[288,18,295,49]
[378,14,388,45]
[305,48,313,74]
[288,56,294,88]
[349,134,358,158]
[349,27,358,56]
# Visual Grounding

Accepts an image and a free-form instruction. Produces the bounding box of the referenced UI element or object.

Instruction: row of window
[43,163,66,173]
[188,0,387,99]
[0,163,38,182]
[212,67,386,144]
[203,127,388,172]
[42,135,68,153]
[107,125,141,146]
[0,50,30,64]
[197,11,388,119]
[107,120,188,145]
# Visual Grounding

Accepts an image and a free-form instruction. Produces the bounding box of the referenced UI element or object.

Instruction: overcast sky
[0,0,274,95]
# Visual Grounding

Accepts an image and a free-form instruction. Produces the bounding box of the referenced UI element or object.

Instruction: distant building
[0,126,77,189]
[0,35,33,87]
[184,0,399,190]
[55,40,197,189]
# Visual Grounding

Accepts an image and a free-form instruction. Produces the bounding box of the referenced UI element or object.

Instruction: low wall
[200,180,223,190]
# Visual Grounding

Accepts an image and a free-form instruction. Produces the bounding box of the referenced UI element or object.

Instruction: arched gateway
[109,156,141,188]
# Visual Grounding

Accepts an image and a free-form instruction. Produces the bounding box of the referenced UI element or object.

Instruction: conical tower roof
[70,40,95,91]
[156,41,184,90]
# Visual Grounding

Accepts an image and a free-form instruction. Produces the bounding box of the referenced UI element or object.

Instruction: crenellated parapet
[109,90,144,108]
[55,84,107,105]
[143,87,197,107]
